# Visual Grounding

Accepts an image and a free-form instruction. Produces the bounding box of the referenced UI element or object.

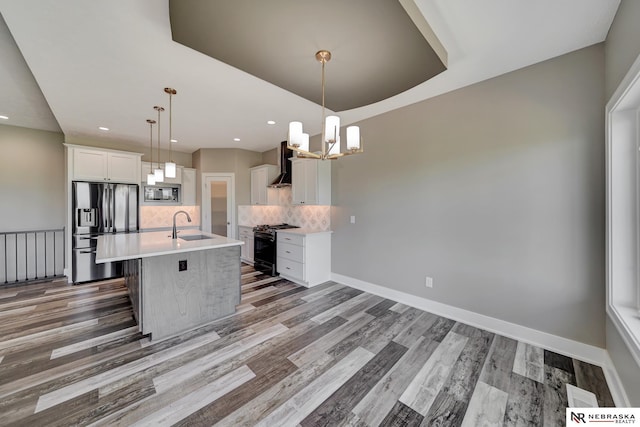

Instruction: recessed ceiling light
[171,139,178,143]
[233,138,240,142]
[267,120,276,125]
[0,115,8,120]
[98,126,109,131]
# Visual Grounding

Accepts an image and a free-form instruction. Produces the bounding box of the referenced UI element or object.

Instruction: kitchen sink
[179,234,214,241]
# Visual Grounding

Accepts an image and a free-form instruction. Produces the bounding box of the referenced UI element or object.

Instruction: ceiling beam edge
[398,0,448,68]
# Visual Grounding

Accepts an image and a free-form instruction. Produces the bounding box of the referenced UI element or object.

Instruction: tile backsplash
[238,187,330,232]
[140,206,200,230]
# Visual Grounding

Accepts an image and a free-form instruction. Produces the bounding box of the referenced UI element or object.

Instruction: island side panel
[140,246,241,340]
[124,259,142,328]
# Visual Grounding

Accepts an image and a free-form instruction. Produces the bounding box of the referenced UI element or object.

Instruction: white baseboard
[331,272,630,407]
[602,352,632,407]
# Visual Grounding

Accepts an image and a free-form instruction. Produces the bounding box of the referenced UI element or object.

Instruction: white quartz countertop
[275,229,333,236]
[95,230,243,263]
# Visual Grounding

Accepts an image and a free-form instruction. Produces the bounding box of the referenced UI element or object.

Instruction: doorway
[201,173,235,238]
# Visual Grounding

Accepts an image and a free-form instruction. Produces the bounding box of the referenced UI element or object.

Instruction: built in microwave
[142,184,181,204]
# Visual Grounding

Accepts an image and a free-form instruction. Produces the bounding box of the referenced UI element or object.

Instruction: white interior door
[202,173,235,238]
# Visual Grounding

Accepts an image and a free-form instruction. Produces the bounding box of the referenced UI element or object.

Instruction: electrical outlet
[350,215,356,224]
[425,276,433,288]
[179,260,187,271]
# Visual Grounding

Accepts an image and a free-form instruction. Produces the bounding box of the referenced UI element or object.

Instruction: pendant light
[164,88,177,179]
[146,119,156,185]
[287,50,363,160]
[153,105,165,182]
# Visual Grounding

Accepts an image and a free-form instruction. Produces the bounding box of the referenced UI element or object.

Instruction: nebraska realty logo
[566,408,639,424]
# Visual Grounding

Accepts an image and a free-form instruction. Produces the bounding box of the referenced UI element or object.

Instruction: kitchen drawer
[277,232,304,246]
[277,241,304,263]
[277,257,304,281]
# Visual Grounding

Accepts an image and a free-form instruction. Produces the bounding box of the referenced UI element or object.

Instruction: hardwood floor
[0,264,614,426]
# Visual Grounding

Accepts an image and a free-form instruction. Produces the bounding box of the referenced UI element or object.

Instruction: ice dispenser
[77,208,97,227]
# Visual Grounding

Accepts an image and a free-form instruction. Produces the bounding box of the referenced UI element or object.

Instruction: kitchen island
[96,230,243,340]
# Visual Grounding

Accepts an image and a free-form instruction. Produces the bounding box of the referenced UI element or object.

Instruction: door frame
[201,173,236,239]
[606,50,640,375]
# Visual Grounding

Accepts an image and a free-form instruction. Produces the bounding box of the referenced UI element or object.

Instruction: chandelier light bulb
[324,115,340,143]
[347,126,361,151]
[300,133,309,152]
[289,122,303,148]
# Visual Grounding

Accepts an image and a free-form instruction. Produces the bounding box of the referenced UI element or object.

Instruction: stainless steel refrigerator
[72,181,139,283]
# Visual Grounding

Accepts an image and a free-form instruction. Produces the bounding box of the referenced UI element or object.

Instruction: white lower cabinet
[239,226,254,264]
[276,230,331,287]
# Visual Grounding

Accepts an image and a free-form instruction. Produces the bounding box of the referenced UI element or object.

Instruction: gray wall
[605,0,640,100]
[192,148,263,207]
[0,124,65,231]
[604,0,640,406]
[331,44,606,347]
[261,147,278,166]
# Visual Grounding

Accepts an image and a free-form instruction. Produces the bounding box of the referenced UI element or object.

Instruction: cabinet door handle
[286,250,291,253]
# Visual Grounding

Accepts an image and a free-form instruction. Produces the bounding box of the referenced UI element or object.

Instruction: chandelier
[287,50,363,159]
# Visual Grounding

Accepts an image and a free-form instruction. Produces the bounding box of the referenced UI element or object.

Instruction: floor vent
[567,384,599,408]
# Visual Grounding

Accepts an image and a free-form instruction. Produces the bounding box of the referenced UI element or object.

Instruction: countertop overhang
[95,230,244,263]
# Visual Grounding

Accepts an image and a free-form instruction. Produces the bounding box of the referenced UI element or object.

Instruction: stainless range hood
[269,141,294,187]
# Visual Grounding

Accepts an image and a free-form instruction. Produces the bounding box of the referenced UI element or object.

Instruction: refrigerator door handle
[108,186,113,232]
[108,186,112,232]
[102,186,109,232]
[110,186,116,231]
[109,185,115,233]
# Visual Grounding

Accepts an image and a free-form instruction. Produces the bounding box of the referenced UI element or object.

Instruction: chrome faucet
[172,210,192,239]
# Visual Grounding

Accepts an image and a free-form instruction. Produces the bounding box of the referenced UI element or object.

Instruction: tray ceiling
[169,0,447,112]
[0,0,621,153]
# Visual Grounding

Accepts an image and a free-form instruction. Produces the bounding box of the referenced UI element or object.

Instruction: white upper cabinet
[68,145,141,184]
[181,168,196,205]
[250,164,279,205]
[108,152,140,183]
[291,158,331,205]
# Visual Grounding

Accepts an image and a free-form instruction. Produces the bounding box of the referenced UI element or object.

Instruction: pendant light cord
[147,119,155,173]
[169,91,173,162]
[157,108,161,168]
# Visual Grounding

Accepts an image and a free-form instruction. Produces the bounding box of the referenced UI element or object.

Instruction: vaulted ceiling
[0,0,621,154]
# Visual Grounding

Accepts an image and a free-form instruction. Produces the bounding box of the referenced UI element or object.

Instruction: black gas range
[253,223,299,276]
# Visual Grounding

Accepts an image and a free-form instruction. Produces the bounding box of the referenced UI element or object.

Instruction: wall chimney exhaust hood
[269,141,294,188]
